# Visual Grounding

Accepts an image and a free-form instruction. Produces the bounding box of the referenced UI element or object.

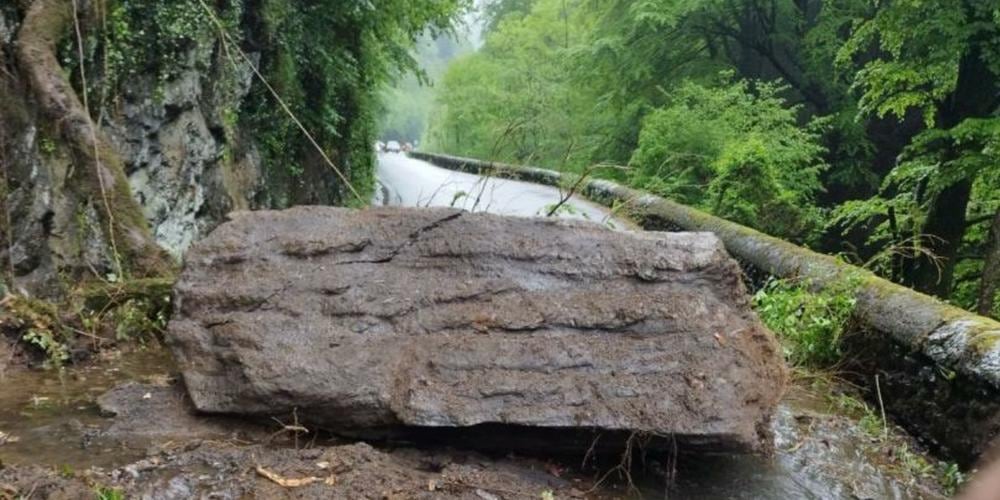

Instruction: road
[374,152,627,228]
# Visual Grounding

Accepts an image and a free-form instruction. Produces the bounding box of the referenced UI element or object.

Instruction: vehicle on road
[385,140,401,153]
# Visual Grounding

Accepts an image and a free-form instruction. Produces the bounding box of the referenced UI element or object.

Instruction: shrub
[752,277,858,367]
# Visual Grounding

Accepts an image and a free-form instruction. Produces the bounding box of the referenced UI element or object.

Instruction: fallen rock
[168,207,786,453]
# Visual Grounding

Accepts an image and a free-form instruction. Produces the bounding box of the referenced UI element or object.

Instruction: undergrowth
[0,278,173,367]
[752,275,860,368]
[755,276,967,494]
[830,391,966,495]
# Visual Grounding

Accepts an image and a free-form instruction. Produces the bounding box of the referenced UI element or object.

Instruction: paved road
[374,152,627,229]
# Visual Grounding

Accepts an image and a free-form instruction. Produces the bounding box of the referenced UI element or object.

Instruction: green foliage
[939,462,968,496]
[829,391,966,494]
[830,118,1000,289]
[425,0,999,316]
[22,328,70,367]
[379,35,473,142]
[244,0,467,205]
[752,277,858,367]
[3,297,71,368]
[2,280,173,366]
[38,137,57,156]
[425,0,604,169]
[65,0,465,209]
[104,0,219,87]
[94,487,125,500]
[837,0,1000,126]
[630,78,828,241]
[832,392,884,435]
[108,296,170,341]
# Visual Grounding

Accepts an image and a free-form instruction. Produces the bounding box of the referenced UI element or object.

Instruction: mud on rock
[168,206,787,454]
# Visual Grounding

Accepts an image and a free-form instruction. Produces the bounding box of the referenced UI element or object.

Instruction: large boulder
[167,207,786,453]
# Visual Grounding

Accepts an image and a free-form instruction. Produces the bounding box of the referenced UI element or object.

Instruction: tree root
[15,0,174,280]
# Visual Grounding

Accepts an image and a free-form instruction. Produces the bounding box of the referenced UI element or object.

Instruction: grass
[94,487,124,500]
[827,385,967,494]
[754,277,968,494]
[752,276,859,368]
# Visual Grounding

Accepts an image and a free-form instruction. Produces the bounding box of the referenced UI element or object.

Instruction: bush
[629,76,828,242]
[752,277,858,367]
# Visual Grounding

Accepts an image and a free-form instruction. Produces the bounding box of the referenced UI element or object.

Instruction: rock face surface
[0,8,262,296]
[168,207,786,453]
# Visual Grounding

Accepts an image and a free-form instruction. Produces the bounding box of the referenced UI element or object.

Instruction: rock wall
[105,47,260,257]
[0,4,262,296]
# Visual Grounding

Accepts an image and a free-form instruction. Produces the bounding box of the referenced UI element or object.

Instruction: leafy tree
[424,0,1000,317]
[426,0,598,168]
[481,0,537,33]
[630,77,828,241]
[379,34,473,143]
[834,0,1000,297]
[241,0,468,207]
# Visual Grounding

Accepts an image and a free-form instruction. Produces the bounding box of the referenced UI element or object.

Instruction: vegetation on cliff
[0,0,466,362]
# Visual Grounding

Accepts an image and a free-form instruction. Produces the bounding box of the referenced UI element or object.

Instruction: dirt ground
[0,440,598,500]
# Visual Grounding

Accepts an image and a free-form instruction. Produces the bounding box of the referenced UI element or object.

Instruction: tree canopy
[422,0,1000,318]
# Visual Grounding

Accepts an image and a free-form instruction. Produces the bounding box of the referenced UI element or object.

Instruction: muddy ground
[0,339,953,499]
[1,440,595,499]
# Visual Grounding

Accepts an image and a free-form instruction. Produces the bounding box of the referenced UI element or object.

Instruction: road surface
[374,152,627,228]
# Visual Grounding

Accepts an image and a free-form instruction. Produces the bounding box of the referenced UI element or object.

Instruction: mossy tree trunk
[979,209,1000,316]
[15,0,172,279]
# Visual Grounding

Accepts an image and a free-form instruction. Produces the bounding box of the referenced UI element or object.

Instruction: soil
[0,368,606,499]
[0,347,950,499]
[0,441,594,500]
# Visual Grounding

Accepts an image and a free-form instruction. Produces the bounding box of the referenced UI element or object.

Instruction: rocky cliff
[0,1,261,296]
[0,0,414,297]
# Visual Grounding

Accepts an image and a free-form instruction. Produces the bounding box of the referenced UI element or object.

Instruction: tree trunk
[15,0,172,279]
[978,209,1000,316]
[909,179,972,297]
[909,24,994,298]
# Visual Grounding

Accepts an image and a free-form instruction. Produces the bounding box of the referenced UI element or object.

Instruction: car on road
[385,140,401,153]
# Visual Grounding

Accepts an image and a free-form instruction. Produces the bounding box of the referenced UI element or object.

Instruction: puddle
[0,346,175,469]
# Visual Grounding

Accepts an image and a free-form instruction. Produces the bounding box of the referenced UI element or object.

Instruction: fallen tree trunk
[15,0,171,279]
[168,206,787,454]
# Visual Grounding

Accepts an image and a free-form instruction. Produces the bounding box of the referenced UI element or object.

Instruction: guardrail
[410,150,1000,463]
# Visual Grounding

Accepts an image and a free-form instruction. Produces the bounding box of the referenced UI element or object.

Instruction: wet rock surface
[168,206,786,453]
[667,390,948,500]
[4,380,596,499]
[96,382,266,446]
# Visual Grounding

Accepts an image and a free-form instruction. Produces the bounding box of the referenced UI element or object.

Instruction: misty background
[377,8,484,144]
